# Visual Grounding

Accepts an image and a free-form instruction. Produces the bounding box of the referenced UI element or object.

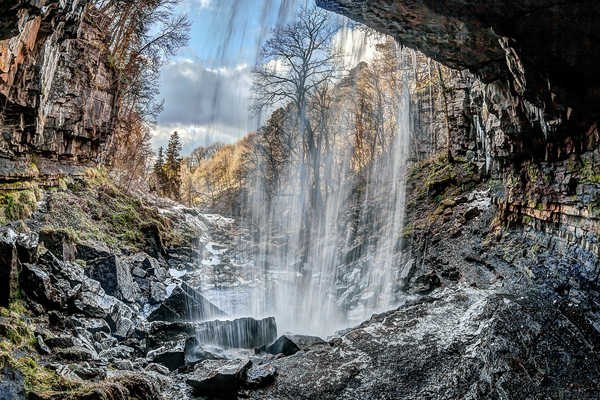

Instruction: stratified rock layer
[0,0,117,183]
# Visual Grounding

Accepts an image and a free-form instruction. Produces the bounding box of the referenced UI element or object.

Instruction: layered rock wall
[319,0,600,260]
[0,0,118,184]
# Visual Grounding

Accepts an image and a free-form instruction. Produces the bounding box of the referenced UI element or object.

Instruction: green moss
[581,159,600,184]
[0,305,78,395]
[0,185,42,222]
[41,169,180,252]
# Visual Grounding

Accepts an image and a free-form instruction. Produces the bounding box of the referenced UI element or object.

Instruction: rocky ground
[1,162,600,400]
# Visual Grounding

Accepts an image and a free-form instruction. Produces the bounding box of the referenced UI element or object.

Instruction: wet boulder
[186,359,252,398]
[55,346,98,362]
[20,263,66,308]
[244,362,277,389]
[147,283,226,322]
[0,228,19,307]
[195,317,278,349]
[45,335,76,350]
[146,339,186,371]
[107,301,136,339]
[98,345,135,362]
[16,231,38,264]
[83,252,138,304]
[146,321,195,350]
[184,337,225,365]
[39,229,76,261]
[263,335,327,357]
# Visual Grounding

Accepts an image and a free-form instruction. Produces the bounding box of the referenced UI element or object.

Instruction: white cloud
[153,58,260,154]
[151,123,246,155]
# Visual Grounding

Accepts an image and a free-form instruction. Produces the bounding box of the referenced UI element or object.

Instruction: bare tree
[252,5,340,211]
[90,0,190,175]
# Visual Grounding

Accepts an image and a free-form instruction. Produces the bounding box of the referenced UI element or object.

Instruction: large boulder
[245,288,600,399]
[20,263,66,309]
[146,321,195,350]
[263,335,327,357]
[147,283,225,322]
[16,231,38,264]
[0,228,19,307]
[146,340,186,371]
[39,229,76,261]
[186,359,252,398]
[78,242,138,303]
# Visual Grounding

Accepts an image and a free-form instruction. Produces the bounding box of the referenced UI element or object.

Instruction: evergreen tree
[164,131,183,199]
[152,146,167,194]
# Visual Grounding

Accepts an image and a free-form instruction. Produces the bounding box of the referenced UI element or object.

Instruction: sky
[151,0,377,156]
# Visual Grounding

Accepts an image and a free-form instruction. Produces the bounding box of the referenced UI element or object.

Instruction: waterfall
[245,51,413,336]
[188,0,414,338]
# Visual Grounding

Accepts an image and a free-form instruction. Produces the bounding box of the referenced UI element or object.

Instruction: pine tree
[164,131,183,199]
[152,146,166,194]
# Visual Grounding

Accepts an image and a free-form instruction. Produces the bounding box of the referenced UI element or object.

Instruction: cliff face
[316,1,600,329]
[317,0,600,145]
[319,0,600,263]
[0,0,118,185]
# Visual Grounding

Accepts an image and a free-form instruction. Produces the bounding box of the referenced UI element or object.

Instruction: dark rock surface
[0,0,118,181]
[0,367,25,400]
[186,359,252,398]
[147,340,186,371]
[246,287,600,399]
[264,335,327,357]
[147,283,226,322]
[317,0,600,132]
[0,228,19,306]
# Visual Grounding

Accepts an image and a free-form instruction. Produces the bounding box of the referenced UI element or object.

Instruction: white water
[191,1,413,338]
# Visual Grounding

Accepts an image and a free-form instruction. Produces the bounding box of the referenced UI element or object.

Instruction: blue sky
[151,0,372,156]
[151,0,307,155]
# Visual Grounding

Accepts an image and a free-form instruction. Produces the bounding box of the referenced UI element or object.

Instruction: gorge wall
[0,0,118,187]
[319,0,600,280]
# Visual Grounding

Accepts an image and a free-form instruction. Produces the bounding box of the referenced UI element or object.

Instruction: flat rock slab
[186,359,252,397]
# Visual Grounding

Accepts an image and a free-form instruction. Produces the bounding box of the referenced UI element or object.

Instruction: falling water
[189,1,414,340]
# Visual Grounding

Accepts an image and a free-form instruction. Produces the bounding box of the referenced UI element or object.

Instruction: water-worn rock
[263,335,327,357]
[16,231,38,264]
[55,346,97,362]
[147,283,225,322]
[39,229,76,261]
[98,345,135,362]
[146,321,196,351]
[186,359,252,398]
[0,228,19,306]
[45,335,76,350]
[246,287,600,399]
[85,252,138,304]
[184,337,225,365]
[21,263,65,308]
[147,340,186,371]
[245,363,277,389]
